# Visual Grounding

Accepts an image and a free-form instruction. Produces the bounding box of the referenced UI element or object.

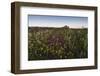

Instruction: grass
[28,27,88,60]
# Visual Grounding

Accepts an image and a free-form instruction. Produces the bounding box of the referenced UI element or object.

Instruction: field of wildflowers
[28,27,88,60]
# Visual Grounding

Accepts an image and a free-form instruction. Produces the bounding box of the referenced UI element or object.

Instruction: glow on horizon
[28,15,88,28]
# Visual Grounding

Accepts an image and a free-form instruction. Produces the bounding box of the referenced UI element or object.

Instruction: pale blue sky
[28,15,88,28]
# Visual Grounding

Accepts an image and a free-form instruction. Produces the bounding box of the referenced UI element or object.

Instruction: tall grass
[28,27,88,60]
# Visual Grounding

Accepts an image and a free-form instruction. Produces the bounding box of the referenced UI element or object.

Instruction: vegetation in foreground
[28,26,88,60]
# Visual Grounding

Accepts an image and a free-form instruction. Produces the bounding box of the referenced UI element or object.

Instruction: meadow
[28,26,88,60]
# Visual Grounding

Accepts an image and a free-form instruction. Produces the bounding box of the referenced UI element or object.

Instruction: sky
[28,15,88,28]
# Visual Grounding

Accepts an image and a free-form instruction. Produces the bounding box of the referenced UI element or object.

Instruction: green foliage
[28,27,88,60]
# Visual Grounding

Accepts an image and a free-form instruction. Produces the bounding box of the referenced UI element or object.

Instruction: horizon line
[29,25,88,28]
